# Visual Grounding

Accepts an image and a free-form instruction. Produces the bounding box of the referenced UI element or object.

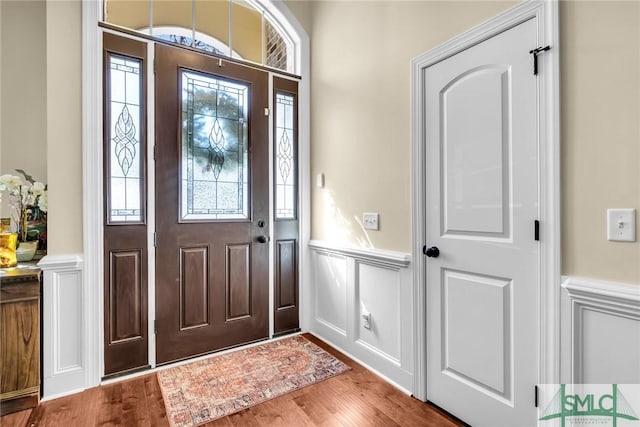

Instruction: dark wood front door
[154,44,269,364]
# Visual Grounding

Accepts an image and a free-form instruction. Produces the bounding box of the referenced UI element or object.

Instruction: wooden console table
[0,266,41,416]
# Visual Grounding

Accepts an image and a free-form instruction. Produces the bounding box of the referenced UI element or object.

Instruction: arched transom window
[103,0,295,73]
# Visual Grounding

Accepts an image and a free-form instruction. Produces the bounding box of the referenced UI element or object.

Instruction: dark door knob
[257,235,270,244]
[423,246,439,258]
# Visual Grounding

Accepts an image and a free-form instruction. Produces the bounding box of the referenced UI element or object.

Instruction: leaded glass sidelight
[108,54,143,223]
[180,70,249,221]
[275,92,296,219]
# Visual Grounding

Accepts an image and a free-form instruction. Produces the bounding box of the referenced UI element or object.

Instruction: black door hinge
[529,45,551,75]
[535,385,539,407]
[154,319,158,334]
[534,220,540,241]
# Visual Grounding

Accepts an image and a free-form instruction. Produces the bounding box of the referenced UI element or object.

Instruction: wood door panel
[108,250,143,342]
[276,239,296,309]
[180,246,209,329]
[226,243,251,320]
[104,228,148,375]
[155,43,269,364]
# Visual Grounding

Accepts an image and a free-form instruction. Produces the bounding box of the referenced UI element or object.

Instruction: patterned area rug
[157,335,350,427]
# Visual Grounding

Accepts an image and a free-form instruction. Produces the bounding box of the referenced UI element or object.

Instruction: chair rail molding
[308,240,413,392]
[308,240,411,269]
[38,254,86,400]
[563,276,640,307]
[561,276,640,385]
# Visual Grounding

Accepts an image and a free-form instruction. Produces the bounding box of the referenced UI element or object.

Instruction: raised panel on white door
[442,269,512,402]
[441,66,511,238]
[356,262,400,363]
[315,252,347,335]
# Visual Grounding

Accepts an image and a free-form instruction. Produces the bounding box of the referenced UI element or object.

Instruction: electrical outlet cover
[363,212,379,230]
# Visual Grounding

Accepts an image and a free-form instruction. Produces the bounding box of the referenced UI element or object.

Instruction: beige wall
[560,1,640,284]
[284,0,312,35]
[307,1,515,252]
[302,1,640,284]
[3,0,637,284]
[0,1,48,222]
[45,0,83,254]
[0,0,83,254]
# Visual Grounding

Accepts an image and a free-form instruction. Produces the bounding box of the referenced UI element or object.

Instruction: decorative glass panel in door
[274,92,296,220]
[108,54,143,223]
[180,71,249,221]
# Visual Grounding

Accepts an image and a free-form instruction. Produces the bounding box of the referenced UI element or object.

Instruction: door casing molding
[82,0,310,386]
[410,0,560,401]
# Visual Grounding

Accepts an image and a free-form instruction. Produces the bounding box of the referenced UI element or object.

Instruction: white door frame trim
[410,0,560,401]
[82,0,310,386]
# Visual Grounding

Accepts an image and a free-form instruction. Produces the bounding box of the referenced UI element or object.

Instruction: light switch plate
[363,212,379,230]
[607,208,636,242]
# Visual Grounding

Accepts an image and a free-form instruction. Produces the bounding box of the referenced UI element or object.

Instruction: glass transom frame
[180,69,250,221]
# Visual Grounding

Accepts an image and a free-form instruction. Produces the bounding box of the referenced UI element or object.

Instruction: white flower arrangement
[0,170,47,243]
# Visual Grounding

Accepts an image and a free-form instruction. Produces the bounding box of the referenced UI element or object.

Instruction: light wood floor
[1,334,464,426]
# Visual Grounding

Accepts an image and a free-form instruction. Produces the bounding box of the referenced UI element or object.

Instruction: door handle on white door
[423,246,439,258]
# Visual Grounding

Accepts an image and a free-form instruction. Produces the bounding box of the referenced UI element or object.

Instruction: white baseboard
[308,331,412,395]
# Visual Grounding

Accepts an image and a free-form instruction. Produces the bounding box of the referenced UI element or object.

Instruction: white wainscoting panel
[356,262,401,363]
[39,254,85,399]
[309,241,413,392]
[314,251,348,336]
[561,276,640,384]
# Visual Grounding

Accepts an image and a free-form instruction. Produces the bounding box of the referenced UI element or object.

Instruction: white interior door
[424,18,539,426]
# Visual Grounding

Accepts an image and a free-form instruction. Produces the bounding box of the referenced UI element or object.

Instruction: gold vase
[0,232,18,268]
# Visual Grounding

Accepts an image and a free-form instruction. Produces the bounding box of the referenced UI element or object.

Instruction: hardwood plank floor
[1,334,463,427]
